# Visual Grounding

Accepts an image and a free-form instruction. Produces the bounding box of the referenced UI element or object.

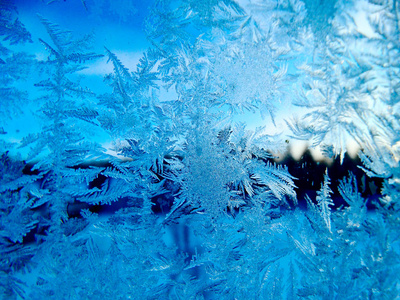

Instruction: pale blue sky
[4,0,374,161]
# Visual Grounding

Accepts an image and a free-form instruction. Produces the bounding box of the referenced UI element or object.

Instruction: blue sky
[4,0,373,161]
[5,0,152,157]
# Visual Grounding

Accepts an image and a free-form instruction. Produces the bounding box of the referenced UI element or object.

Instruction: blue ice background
[1,0,399,299]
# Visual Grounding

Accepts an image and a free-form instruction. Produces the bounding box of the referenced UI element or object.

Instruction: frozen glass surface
[0,0,399,299]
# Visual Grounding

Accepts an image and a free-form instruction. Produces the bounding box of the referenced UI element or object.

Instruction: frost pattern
[0,0,400,299]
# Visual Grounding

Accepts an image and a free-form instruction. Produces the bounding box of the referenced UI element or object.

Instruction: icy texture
[0,0,400,299]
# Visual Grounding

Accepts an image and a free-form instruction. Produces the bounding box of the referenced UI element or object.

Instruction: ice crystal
[1,0,400,299]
